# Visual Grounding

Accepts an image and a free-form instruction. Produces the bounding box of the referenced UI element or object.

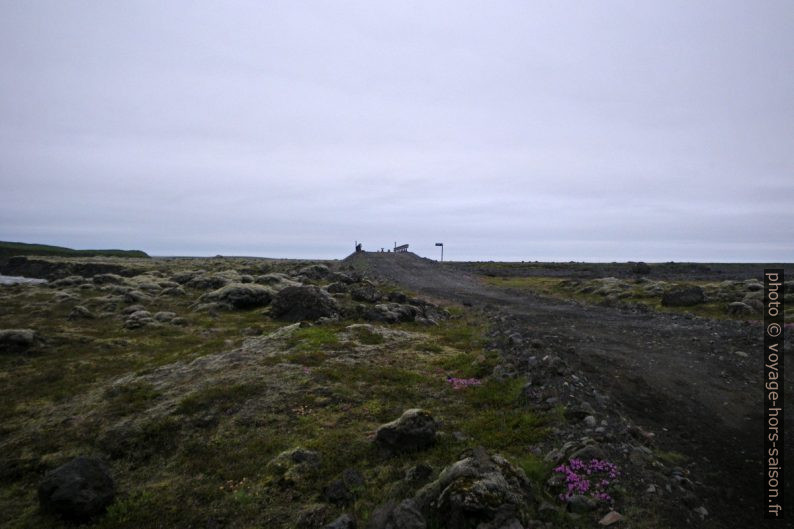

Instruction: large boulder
[270,286,339,321]
[413,448,535,529]
[38,457,115,521]
[200,283,274,309]
[0,329,39,353]
[661,286,705,307]
[374,409,437,455]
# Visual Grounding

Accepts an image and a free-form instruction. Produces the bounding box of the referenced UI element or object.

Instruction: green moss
[286,325,343,351]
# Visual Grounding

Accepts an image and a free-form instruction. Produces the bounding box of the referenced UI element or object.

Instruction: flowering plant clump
[446,376,482,390]
[553,458,620,503]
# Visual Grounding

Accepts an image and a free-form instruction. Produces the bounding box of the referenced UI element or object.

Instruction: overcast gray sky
[1,1,792,261]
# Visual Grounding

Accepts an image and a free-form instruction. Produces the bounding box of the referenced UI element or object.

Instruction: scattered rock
[0,328,39,353]
[270,286,340,321]
[38,457,115,521]
[123,290,150,303]
[154,311,177,323]
[121,304,146,315]
[124,310,156,329]
[374,409,437,455]
[266,447,320,486]
[161,286,186,296]
[598,510,624,525]
[727,302,754,316]
[68,306,95,320]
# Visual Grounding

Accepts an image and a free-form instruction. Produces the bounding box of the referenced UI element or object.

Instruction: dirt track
[345,251,792,528]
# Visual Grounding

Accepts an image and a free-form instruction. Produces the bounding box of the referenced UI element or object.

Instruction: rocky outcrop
[38,457,115,521]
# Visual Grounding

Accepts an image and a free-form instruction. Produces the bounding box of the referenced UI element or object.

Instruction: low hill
[0,241,149,265]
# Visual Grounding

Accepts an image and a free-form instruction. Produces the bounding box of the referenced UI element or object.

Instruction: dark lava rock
[374,409,437,455]
[661,286,705,307]
[38,457,115,521]
[0,328,39,353]
[68,305,95,320]
[270,285,340,321]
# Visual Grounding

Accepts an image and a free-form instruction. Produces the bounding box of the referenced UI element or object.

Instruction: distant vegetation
[0,241,149,264]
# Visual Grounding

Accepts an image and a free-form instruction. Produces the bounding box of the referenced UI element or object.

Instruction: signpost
[435,242,443,262]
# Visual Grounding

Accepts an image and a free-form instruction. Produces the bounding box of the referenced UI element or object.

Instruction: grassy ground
[0,277,559,528]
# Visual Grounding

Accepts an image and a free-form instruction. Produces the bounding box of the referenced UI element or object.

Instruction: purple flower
[552,458,620,504]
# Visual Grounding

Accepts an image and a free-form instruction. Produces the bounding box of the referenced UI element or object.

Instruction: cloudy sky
[1,1,792,261]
